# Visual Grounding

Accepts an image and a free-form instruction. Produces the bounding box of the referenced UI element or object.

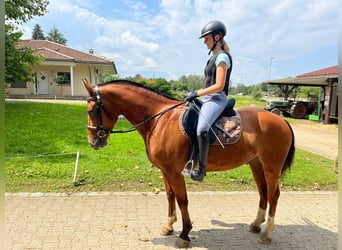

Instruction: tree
[46,26,67,45]
[32,23,45,39]
[5,0,49,24]
[155,78,172,96]
[235,83,248,95]
[296,86,320,99]
[250,84,262,99]
[5,26,44,83]
[5,0,49,83]
[277,85,299,100]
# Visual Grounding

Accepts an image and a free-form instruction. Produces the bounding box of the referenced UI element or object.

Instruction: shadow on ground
[152,219,337,249]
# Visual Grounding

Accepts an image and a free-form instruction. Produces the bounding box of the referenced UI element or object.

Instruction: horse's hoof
[258,232,272,244]
[248,224,261,233]
[176,236,190,248]
[160,226,173,236]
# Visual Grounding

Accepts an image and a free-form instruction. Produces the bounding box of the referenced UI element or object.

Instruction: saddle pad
[179,106,242,145]
[212,112,242,145]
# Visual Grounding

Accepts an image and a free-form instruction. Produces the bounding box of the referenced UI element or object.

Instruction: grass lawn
[5,98,337,193]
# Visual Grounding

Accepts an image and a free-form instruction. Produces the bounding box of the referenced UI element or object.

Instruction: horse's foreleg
[160,172,177,236]
[248,158,267,233]
[175,195,192,248]
[163,172,192,248]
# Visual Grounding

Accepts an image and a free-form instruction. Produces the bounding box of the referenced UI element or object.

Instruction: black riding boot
[191,131,209,181]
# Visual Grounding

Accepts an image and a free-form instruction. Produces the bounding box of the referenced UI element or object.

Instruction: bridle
[86,85,112,139]
[87,85,184,138]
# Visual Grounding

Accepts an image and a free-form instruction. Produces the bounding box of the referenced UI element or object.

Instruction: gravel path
[290,120,338,160]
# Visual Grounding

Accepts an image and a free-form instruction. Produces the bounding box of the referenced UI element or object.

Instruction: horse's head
[83,79,118,150]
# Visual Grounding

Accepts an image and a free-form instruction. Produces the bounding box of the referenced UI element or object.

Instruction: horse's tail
[281,120,295,177]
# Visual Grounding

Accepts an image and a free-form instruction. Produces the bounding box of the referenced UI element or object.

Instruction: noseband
[87,85,185,138]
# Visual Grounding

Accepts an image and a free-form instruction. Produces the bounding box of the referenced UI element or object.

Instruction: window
[10,81,27,88]
[56,72,71,85]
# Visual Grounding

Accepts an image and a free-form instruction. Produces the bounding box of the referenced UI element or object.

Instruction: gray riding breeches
[196,91,228,135]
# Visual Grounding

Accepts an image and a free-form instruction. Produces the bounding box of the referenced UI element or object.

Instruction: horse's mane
[100,79,180,101]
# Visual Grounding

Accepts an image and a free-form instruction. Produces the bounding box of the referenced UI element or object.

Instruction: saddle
[179,98,242,146]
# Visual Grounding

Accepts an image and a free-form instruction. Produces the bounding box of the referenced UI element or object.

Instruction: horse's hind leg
[259,169,280,244]
[160,172,177,236]
[248,158,267,233]
[250,157,282,244]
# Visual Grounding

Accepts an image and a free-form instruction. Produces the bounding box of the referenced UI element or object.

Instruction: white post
[73,151,80,185]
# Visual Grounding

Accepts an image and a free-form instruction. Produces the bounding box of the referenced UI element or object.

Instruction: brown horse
[83,79,295,247]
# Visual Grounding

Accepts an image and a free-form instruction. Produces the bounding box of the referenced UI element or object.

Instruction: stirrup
[181,159,195,177]
[191,168,206,181]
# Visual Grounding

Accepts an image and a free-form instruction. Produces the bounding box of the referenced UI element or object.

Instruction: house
[7,40,117,97]
[264,65,338,124]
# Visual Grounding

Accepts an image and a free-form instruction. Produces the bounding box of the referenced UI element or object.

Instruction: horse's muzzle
[88,135,108,150]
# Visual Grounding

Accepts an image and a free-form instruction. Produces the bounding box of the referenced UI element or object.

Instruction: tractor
[265,99,318,119]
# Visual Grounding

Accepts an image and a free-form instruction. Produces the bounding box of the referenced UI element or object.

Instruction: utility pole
[268,57,274,94]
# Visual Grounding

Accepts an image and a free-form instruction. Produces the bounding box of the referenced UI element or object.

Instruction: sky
[20,0,338,86]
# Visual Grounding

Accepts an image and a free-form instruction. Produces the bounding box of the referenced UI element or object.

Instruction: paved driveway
[5,191,337,249]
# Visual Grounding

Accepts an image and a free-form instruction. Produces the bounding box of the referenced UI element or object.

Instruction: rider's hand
[185,91,198,102]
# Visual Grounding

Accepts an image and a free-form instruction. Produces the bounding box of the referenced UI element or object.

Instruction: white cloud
[126,0,147,11]
[121,31,160,52]
[49,0,75,12]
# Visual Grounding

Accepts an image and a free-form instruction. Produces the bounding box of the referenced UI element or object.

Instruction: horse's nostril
[88,136,108,150]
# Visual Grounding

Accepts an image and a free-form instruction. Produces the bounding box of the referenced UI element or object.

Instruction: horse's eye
[88,110,96,119]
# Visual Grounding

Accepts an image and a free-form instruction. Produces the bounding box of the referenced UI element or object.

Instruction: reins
[87,85,185,137]
[112,102,185,134]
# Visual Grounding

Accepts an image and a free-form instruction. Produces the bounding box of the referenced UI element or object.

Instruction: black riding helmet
[199,20,226,39]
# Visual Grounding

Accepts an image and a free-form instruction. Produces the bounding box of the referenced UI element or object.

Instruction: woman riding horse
[185,20,233,181]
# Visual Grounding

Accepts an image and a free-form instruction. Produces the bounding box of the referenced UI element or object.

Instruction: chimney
[89,49,94,54]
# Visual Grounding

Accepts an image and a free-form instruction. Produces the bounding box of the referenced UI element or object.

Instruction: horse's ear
[82,78,94,95]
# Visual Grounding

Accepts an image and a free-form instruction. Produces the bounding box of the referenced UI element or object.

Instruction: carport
[263,65,338,124]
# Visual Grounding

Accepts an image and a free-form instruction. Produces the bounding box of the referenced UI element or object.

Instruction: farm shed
[264,65,338,124]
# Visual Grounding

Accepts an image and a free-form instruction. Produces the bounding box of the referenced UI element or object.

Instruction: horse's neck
[108,84,175,128]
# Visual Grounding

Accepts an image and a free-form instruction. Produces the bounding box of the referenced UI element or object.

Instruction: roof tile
[18,39,113,65]
[297,65,338,78]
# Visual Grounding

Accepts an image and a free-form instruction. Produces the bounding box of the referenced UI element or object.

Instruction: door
[35,71,49,94]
